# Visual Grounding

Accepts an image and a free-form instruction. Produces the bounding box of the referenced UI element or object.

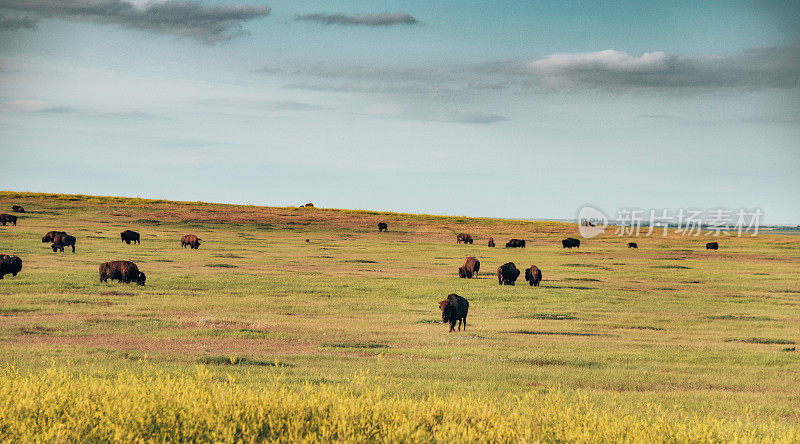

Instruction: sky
[0,0,798,222]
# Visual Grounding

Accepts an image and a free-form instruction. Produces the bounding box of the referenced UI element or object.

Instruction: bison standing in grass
[497,262,520,286]
[42,231,67,243]
[51,234,76,253]
[378,222,388,232]
[706,241,719,250]
[458,257,480,278]
[562,238,581,248]
[439,293,469,332]
[627,242,638,249]
[181,234,201,249]
[11,205,24,213]
[99,261,146,285]
[505,239,525,248]
[0,254,22,279]
[488,237,495,247]
[456,234,473,244]
[121,230,140,245]
[0,214,17,226]
[524,265,542,287]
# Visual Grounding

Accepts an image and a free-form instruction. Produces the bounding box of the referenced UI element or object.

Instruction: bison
[497,262,520,286]
[0,254,22,279]
[378,222,388,232]
[456,234,473,244]
[458,256,480,278]
[0,214,17,226]
[11,205,24,213]
[524,265,542,287]
[99,260,146,285]
[439,293,469,332]
[706,241,719,250]
[51,234,76,253]
[181,234,201,249]
[562,238,581,248]
[505,239,525,248]
[627,242,638,249]
[120,230,140,245]
[42,231,67,243]
[488,237,495,248]
[304,203,314,208]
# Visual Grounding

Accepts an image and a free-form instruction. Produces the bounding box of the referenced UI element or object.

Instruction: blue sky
[0,1,798,221]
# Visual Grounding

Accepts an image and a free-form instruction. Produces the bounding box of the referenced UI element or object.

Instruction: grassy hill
[0,191,798,441]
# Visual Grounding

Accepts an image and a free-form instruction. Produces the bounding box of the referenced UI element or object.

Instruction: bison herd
[42,231,76,253]
[1,203,215,285]
[2,202,727,334]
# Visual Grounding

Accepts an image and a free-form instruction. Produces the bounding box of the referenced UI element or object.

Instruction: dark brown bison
[99,261,146,285]
[0,254,22,279]
[439,293,469,332]
[120,230,140,245]
[524,265,542,287]
[378,222,388,232]
[505,239,525,248]
[458,256,480,278]
[304,203,314,207]
[42,231,67,243]
[488,237,495,247]
[11,205,24,213]
[706,241,719,250]
[51,234,76,253]
[627,242,638,249]
[562,238,581,248]
[0,214,17,226]
[456,234,473,244]
[497,262,520,286]
[181,234,201,249]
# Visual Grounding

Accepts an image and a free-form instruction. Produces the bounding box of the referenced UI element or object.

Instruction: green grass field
[0,191,798,441]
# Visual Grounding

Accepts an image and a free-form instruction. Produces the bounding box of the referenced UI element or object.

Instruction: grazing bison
[524,265,542,287]
[99,261,146,285]
[181,234,201,249]
[456,234,473,244]
[497,262,520,286]
[304,203,314,208]
[120,230,140,245]
[458,256,480,278]
[51,234,76,253]
[378,222,388,232]
[11,205,24,213]
[505,239,525,248]
[0,254,22,279]
[42,231,67,243]
[628,242,638,249]
[439,293,469,332]
[706,241,719,250]
[562,238,581,248]
[488,237,495,247]
[0,214,17,226]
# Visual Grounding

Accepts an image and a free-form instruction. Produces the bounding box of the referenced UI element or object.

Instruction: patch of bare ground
[5,334,317,356]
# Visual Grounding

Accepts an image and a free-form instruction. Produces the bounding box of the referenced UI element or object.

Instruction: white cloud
[526,50,671,74]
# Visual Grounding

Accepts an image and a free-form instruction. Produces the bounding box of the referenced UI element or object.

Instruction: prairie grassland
[0,191,798,440]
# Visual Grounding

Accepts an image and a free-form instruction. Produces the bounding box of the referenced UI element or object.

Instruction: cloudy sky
[0,1,798,222]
